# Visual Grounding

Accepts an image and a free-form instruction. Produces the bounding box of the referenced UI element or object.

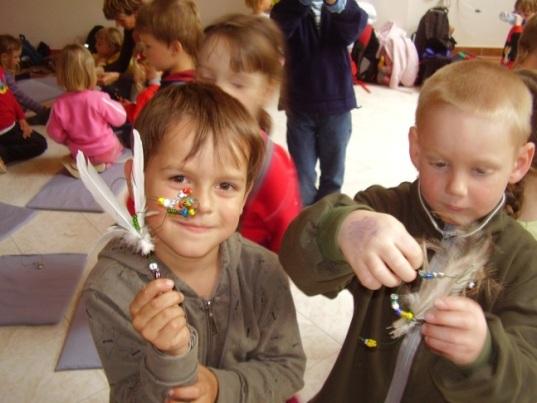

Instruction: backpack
[413,7,456,84]
[350,24,380,83]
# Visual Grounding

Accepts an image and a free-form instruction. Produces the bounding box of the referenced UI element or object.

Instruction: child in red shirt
[198,14,302,252]
[0,67,46,173]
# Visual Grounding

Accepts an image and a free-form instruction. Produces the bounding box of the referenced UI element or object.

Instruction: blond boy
[280,60,537,402]
[135,0,201,88]
[84,83,305,402]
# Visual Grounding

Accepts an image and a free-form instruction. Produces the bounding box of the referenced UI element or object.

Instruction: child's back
[47,44,125,173]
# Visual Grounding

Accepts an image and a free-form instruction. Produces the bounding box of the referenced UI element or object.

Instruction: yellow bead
[188,208,196,216]
[401,311,414,321]
[157,197,165,206]
[364,339,377,348]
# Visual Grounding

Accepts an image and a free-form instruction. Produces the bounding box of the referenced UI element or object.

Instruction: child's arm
[270,0,316,38]
[45,105,68,144]
[4,71,47,114]
[280,190,422,297]
[427,227,537,401]
[324,0,368,46]
[100,93,127,127]
[85,258,199,402]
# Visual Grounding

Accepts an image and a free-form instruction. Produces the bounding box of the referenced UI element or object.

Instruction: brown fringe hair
[134,82,265,189]
[135,0,202,60]
[203,14,285,133]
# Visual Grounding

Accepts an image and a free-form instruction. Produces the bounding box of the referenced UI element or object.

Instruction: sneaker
[0,158,7,174]
[62,156,80,178]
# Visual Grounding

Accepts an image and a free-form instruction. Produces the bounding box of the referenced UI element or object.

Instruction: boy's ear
[169,40,183,55]
[408,126,420,170]
[124,158,134,199]
[509,142,536,183]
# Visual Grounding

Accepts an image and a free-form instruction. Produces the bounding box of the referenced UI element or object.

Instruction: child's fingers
[425,308,474,330]
[353,260,383,290]
[381,246,416,284]
[147,310,189,352]
[396,233,423,272]
[131,290,184,331]
[130,279,175,316]
[168,384,201,401]
[369,254,401,288]
[141,304,187,338]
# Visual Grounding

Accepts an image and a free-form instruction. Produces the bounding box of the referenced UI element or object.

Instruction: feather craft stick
[76,129,154,256]
[390,234,492,338]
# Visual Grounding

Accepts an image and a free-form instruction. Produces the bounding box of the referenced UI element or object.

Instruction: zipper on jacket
[202,299,218,360]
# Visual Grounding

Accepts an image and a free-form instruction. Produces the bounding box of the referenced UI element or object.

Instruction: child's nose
[446,173,467,196]
[192,186,213,215]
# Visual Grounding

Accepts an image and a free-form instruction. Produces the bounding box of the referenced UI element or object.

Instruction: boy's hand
[19,119,32,138]
[130,279,190,356]
[422,296,488,366]
[337,210,422,289]
[166,365,219,403]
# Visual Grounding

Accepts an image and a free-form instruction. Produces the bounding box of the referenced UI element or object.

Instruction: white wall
[1,0,516,49]
[1,0,247,49]
[367,0,514,47]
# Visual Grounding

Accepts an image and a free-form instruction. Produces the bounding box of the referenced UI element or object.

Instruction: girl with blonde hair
[47,44,126,177]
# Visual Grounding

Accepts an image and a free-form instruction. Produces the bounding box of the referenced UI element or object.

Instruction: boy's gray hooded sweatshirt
[83,233,305,403]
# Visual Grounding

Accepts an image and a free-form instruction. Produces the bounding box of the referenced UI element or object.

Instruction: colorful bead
[360,338,378,348]
[157,187,199,218]
[390,293,415,322]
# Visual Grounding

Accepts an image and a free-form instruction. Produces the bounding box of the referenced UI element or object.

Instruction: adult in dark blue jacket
[271,0,367,205]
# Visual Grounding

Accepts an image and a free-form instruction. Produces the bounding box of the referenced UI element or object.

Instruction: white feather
[76,150,154,255]
[131,130,146,230]
[390,235,491,338]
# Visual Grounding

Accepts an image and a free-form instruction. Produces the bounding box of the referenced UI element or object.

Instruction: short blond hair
[135,0,202,59]
[103,0,144,19]
[416,60,532,145]
[96,27,123,54]
[135,82,265,189]
[56,44,97,92]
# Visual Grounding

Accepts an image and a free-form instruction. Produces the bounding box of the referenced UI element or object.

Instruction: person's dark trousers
[113,122,133,149]
[286,110,352,206]
[0,123,47,164]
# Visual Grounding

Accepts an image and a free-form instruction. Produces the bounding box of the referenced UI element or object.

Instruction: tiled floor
[0,83,419,403]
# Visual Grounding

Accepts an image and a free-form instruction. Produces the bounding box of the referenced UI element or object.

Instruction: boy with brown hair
[280,60,537,402]
[135,0,201,88]
[83,83,305,402]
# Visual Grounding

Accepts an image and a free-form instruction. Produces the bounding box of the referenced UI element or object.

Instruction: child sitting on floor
[83,83,305,402]
[0,34,50,125]
[198,13,301,252]
[46,44,126,178]
[0,66,47,173]
[280,60,537,402]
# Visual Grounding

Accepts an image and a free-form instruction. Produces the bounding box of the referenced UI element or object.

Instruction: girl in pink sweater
[47,44,126,177]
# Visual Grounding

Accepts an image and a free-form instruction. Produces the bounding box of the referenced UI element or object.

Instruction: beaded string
[359,272,473,349]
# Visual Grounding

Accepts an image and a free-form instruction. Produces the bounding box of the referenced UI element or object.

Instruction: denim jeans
[286,110,352,206]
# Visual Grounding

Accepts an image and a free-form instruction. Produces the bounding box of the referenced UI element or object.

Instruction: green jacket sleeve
[279,193,372,297]
[431,223,537,402]
[84,258,199,403]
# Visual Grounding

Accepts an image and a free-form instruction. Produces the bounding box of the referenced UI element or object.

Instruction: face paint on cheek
[157,187,199,218]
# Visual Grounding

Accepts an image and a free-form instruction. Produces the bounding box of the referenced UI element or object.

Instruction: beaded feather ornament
[389,234,492,339]
[76,129,198,278]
